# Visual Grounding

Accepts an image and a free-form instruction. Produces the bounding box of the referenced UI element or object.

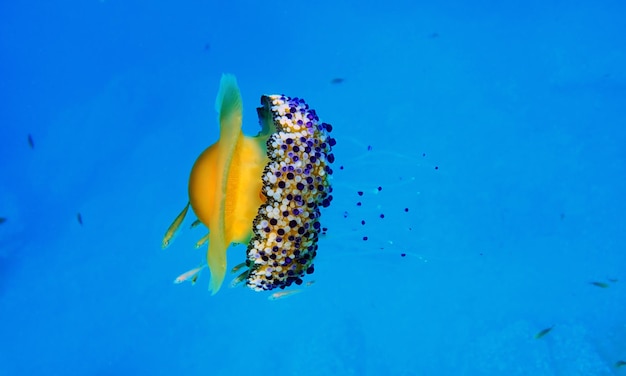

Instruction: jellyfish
[164,74,335,294]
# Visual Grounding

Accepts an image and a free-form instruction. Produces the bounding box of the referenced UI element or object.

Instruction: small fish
[616,360,626,368]
[535,326,554,339]
[173,264,205,284]
[230,269,249,288]
[162,202,190,249]
[190,219,202,229]
[330,78,345,84]
[27,134,34,149]
[305,280,316,287]
[268,290,302,300]
[76,213,83,226]
[194,233,210,249]
[230,262,246,274]
[191,273,200,285]
[590,281,610,288]
[0,217,6,225]
[608,278,619,283]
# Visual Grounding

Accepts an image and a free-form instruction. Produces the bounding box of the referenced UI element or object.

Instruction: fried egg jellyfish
[164,74,335,294]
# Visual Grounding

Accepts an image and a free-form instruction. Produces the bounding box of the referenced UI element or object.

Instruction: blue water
[1,0,625,375]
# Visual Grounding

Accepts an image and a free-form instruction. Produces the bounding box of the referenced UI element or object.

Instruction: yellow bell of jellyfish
[165,74,335,295]
[187,74,273,294]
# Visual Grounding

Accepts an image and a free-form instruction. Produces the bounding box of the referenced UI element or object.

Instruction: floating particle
[357,191,363,196]
[362,236,368,241]
[367,145,372,151]
[400,253,406,257]
[379,214,385,219]
[76,213,83,226]
[422,153,426,157]
[27,134,34,149]
[204,43,211,51]
[429,32,439,38]
[434,166,439,170]
[0,217,6,225]
[356,202,362,206]
[361,220,365,225]
[330,78,345,84]
[377,186,382,192]
[339,166,344,170]
[343,211,348,218]
[404,208,409,212]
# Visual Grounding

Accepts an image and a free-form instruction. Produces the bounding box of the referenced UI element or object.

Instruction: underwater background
[1,0,625,375]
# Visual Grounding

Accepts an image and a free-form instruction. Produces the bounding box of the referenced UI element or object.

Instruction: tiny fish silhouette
[230,269,249,288]
[190,219,202,229]
[268,290,302,300]
[590,281,610,288]
[330,78,345,84]
[27,134,34,149]
[194,233,209,249]
[535,326,554,339]
[77,213,83,225]
[162,202,190,249]
[615,360,626,368]
[0,217,6,224]
[173,265,205,284]
[230,262,246,274]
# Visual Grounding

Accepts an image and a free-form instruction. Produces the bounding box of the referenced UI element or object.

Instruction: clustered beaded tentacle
[245,95,335,291]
